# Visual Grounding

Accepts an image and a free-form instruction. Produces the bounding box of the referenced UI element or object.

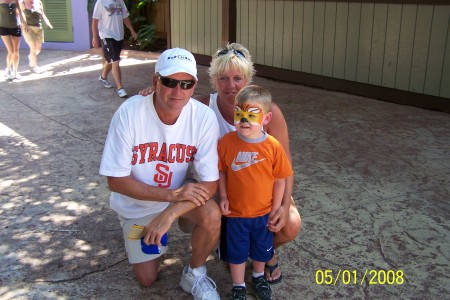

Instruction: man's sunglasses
[217,48,246,58]
[158,76,196,90]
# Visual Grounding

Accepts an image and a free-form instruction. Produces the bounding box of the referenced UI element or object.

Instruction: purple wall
[0,0,90,51]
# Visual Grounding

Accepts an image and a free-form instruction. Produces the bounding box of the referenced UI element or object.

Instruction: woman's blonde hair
[208,43,256,88]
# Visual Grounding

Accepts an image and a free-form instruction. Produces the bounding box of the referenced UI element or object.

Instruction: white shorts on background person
[23,25,44,43]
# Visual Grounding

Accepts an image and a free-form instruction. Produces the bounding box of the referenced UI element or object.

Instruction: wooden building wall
[170,0,222,56]
[169,0,450,111]
[235,1,450,99]
[146,0,167,38]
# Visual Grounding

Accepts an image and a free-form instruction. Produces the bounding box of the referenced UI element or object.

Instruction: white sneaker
[180,266,220,300]
[5,68,12,80]
[117,88,128,98]
[32,66,43,74]
[98,76,112,88]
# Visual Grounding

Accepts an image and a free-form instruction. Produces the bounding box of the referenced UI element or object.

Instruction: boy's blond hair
[235,85,272,113]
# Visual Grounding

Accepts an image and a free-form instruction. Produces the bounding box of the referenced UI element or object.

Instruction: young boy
[217,85,293,300]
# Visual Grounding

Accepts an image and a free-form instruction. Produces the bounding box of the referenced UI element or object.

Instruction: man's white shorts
[118,213,168,264]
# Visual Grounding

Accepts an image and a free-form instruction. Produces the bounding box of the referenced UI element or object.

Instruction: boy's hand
[131,30,138,41]
[219,199,230,215]
[267,206,288,232]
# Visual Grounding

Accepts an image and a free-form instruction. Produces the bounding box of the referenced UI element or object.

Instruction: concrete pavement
[0,48,449,299]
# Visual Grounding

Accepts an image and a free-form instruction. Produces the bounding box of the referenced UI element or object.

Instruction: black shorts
[0,26,21,37]
[102,38,123,63]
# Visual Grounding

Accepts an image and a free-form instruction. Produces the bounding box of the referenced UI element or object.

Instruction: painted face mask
[234,103,264,125]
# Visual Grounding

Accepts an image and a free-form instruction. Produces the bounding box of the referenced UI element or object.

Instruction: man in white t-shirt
[91,0,137,98]
[99,48,221,300]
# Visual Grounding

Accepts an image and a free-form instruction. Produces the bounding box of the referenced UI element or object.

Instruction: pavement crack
[66,129,103,144]
[3,91,104,145]
[294,241,353,269]
[375,237,398,269]
[30,258,127,283]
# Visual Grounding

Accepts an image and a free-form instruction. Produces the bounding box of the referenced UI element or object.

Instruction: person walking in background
[218,85,293,300]
[99,48,221,300]
[19,0,52,74]
[91,0,137,98]
[0,0,26,80]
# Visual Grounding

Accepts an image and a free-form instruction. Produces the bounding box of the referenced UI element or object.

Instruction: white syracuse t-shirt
[99,93,220,218]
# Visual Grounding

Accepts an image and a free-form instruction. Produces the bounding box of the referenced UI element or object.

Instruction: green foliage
[134,24,156,50]
[124,0,157,49]
[87,0,96,15]
[125,0,152,25]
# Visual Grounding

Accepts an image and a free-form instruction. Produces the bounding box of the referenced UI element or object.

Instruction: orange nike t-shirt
[218,131,293,218]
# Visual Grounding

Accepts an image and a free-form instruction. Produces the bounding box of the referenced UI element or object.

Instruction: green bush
[126,0,157,49]
[135,24,156,50]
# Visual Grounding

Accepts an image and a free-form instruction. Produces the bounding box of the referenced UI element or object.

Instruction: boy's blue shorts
[219,214,274,264]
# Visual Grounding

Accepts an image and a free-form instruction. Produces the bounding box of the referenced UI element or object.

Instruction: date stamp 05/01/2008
[315,269,405,285]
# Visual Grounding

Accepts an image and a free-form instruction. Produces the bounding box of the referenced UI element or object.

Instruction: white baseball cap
[155,48,198,80]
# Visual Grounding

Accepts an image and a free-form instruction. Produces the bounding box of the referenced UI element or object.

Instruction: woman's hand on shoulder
[139,86,154,96]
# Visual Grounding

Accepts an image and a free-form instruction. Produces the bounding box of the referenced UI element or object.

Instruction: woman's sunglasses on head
[218,48,246,58]
[158,76,196,90]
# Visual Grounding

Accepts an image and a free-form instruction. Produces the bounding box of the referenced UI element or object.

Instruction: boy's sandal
[265,263,283,285]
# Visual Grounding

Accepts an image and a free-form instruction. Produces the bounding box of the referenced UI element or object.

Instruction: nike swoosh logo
[267,246,273,252]
[231,158,266,171]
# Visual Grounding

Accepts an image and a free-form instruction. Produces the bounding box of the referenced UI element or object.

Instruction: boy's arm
[270,178,286,218]
[91,18,100,48]
[123,17,137,40]
[218,171,230,215]
[265,102,294,229]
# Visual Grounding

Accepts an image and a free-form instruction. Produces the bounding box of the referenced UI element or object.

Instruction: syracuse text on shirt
[131,142,197,165]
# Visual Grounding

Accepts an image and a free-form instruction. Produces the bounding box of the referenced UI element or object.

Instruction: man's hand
[171,182,210,206]
[142,213,173,246]
[267,205,288,232]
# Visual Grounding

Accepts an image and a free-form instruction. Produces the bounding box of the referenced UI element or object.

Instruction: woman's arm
[16,0,27,30]
[271,178,285,216]
[265,102,294,231]
[41,12,53,29]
